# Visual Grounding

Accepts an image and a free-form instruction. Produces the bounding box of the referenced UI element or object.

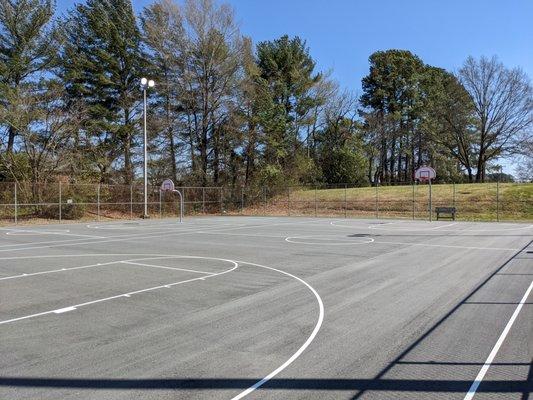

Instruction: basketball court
[0,216,531,399]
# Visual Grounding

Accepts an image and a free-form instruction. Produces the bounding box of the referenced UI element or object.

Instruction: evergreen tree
[0,0,56,154]
[256,35,322,177]
[60,0,144,184]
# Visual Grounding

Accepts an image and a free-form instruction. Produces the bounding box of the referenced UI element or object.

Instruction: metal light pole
[140,77,155,218]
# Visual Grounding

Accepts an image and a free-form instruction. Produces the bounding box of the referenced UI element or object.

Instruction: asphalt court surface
[0,216,531,399]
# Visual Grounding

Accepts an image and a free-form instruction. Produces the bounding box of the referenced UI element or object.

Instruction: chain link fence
[0,182,225,225]
[0,181,531,225]
[223,182,533,222]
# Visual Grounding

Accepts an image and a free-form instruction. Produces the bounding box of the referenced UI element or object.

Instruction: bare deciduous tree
[459,56,533,182]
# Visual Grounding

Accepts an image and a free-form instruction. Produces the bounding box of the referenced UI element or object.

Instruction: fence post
[287,186,291,216]
[344,184,347,218]
[202,187,206,214]
[412,182,415,220]
[14,182,18,224]
[262,186,266,216]
[314,186,318,218]
[159,189,162,219]
[130,185,133,219]
[496,181,500,222]
[220,188,223,215]
[453,183,456,208]
[58,181,62,223]
[97,184,101,221]
[241,186,244,214]
[429,180,433,222]
[375,183,379,219]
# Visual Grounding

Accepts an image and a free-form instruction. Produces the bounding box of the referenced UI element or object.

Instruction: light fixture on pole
[140,77,155,218]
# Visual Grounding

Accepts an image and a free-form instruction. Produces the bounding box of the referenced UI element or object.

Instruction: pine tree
[60,0,144,184]
[0,0,56,154]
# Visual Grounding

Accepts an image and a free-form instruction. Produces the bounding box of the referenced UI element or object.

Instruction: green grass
[246,183,533,221]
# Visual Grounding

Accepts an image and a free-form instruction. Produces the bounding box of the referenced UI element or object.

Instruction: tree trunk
[123,109,133,184]
[6,126,16,153]
[213,126,220,185]
[168,127,177,182]
[475,151,484,183]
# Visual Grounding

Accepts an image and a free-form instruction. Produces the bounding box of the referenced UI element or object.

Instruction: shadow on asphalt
[2,241,531,398]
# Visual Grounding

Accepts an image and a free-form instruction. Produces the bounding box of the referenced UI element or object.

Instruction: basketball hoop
[160,179,175,192]
[159,179,183,223]
[414,166,436,183]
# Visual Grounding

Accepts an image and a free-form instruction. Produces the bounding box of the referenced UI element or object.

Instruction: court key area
[0,216,531,399]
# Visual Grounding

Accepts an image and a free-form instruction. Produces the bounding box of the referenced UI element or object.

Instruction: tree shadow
[350,239,533,399]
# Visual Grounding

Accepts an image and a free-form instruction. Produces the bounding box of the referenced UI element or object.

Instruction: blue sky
[56,0,533,93]
[56,0,532,173]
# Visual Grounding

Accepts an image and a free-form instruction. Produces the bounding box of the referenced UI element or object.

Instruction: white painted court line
[120,261,216,276]
[329,220,382,229]
[151,228,518,252]
[0,219,322,253]
[53,307,76,314]
[374,240,519,252]
[0,228,105,239]
[0,257,238,326]
[0,260,120,281]
[463,279,533,400]
[0,255,184,281]
[197,231,284,239]
[0,251,325,400]
[0,225,211,249]
[461,224,533,232]
[430,222,458,230]
[230,260,324,400]
[0,221,246,251]
[329,219,533,233]
[285,235,374,246]
[0,223,227,252]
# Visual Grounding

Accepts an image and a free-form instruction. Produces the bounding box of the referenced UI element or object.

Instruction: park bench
[435,206,456,220]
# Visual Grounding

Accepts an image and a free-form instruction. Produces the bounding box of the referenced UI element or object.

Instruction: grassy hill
[242,183,533,221]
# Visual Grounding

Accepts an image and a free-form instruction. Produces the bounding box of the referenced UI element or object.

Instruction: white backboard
[414,166,436,181]
[160,179,175,192]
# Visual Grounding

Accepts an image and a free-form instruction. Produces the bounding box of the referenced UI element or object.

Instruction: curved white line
[231,260,324,400]
[5,229,104,239]
[0,255,238,326]
[0,253,324,400]
[329,220,387,229]
[330,220,533,232]
[285,235,374,246]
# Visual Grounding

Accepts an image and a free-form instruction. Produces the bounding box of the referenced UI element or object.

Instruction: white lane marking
[461,224,533,232]
[230,260,324,400]
[197,231,284,239]
[464,279,533,400]
[0,260,121,281]
[0,252,325,400]
[374,240,518,252]
[0,223,229,252]
[120,261,216,276]
[330,219,533,233]
[185,229,518,251]
[329,220,388,229]
[0,258,238,326]
[370,223,533,232]
[53,307,76,314]
[430,222,458,230]
[86,221,240,230]
[0,256,187,281]
[0,220,247,250]
[285,235,374,246]
[0,225,207,249]
[0,219,322,253]
[2,229,105,239]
